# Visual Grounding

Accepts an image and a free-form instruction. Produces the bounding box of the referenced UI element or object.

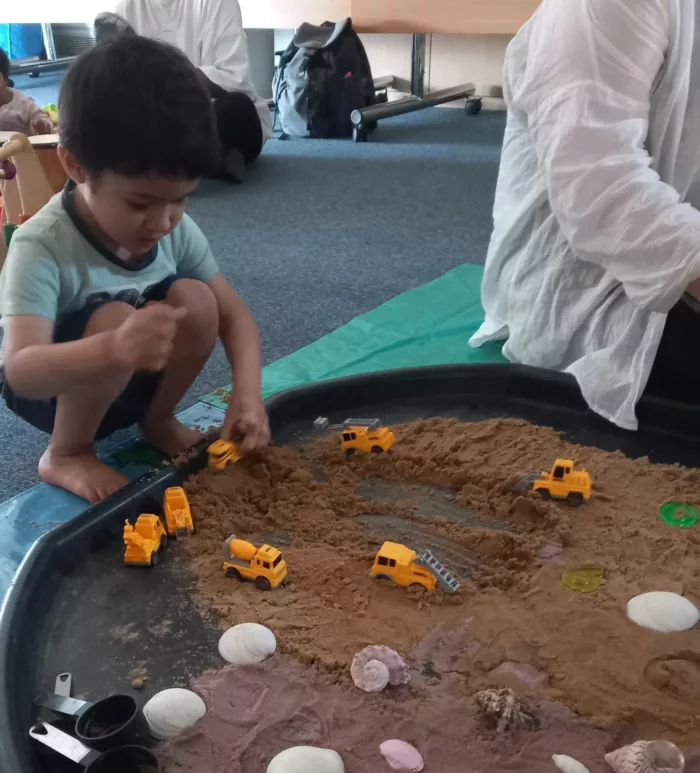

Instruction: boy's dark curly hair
[59,36,220,179]
[0,47,10,82]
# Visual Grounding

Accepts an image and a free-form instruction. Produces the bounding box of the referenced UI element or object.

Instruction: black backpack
[272,18,376,139]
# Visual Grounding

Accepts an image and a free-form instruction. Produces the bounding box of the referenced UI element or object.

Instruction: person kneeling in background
[0,47,54,136]
[96,0,272,183]
[0,36,269,504]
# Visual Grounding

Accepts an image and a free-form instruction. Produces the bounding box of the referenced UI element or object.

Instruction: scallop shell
[605,741,685,773]
[267,746,344,773]
[143,688,206,740]
[552,755,592,773]
[351,646,409,692]
[626,592,699,633]
[380,739,425,772]
[218,623,276,665]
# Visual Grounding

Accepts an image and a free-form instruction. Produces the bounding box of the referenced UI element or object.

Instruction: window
[377,556,389,566]
[388,559,396,568]
[343,432,352,441]
[553,466,565,479]
[263,562,270,569]
[272,555,282,567]
[350,432,356,440]
[256,559,261,566]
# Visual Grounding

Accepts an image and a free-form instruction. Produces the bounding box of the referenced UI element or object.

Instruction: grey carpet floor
[0,73,505,499]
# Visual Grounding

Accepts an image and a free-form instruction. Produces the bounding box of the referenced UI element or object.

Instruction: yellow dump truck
[370,541,460,593]
[222,535,288,590]
[529,459,591,507]
[163,486,194,538]
[124,515,167,566]
[314,417,396,455]
[208,440,242,471]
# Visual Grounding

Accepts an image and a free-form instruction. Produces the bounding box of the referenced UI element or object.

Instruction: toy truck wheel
[225,568,242,581]
[567,492,584,507]
[255,577,272,591]
[538,488,551,500]
[160,536,167,549]
[371,446,384,454]
[150,552,159,567]
[373,574,392,582]
[345,448,356,457]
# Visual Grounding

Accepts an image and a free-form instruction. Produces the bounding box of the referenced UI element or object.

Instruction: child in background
[0,36,269,503]
[0,48,54,135]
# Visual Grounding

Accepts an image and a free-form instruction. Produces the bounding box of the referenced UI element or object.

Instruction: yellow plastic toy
[124,515,167,566]
[370,541,460,593]
[531,459,591,507]
[163,486,194,538]
[208,439,242,471]
[222,535,288,590]
[314,417,395,455]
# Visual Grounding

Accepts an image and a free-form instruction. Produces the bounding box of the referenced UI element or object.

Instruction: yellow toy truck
[519,458,591,507]
[124,515,167,567]
[163,487,194,539]
[370,541,460,593]
[314,417,396,455]
[208,440,242,471]
[222,535,288,590]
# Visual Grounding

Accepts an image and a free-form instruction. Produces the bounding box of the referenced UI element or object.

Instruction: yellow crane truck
[222,535,288,590]
[123,515,167,566]
[370,541,460,593]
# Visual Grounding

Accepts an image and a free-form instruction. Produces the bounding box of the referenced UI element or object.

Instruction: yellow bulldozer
[123,515,167,566]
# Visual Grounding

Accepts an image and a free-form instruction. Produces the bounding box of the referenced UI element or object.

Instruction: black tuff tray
[3,363,700,773]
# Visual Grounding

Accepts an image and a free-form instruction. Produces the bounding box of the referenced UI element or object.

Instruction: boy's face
[58,147,197,256]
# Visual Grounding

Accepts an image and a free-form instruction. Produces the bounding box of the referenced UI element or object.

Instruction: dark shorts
[645,294,700,404]
[1,276,178,440]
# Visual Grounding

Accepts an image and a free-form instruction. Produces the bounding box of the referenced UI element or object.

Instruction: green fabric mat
[201,263,506,410]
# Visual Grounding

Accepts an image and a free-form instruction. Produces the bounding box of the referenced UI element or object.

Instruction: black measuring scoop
[29,723,160,773]
[34,692,150,751]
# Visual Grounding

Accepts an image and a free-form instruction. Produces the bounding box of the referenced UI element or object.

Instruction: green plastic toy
[659,502,698,529]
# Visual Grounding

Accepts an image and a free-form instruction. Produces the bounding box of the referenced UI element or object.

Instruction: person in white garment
[95,0,272,182]
[469,0,700,430]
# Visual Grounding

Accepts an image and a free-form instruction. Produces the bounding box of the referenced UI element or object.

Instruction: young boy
[0,48,54,135]
[0,36,269,503]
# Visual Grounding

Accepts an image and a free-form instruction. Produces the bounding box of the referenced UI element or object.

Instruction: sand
[161,418,700,770]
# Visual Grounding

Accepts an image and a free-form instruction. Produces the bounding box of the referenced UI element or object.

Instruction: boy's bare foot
[39,448,129,503]
[142,416,203,457]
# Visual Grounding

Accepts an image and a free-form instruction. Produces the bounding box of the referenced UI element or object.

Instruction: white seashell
[605,740,685,773]
[218,623,276,665]
[353,659,390,693]
[626,592,699,633]
[267,746,344,773]
[351,646,409,693]
[552,754,592,773]
[380,739,425,772]
[143,688,206,740]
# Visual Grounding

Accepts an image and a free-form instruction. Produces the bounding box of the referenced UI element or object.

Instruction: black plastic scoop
[29,722,160,773]
[34,693,150,751]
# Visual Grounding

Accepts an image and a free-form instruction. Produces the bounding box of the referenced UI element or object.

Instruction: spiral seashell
[353,659,390,693]
[351,645,409,693]
[605,741,685,773]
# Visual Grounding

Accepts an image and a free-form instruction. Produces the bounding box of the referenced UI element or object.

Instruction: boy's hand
[112,305,186,371]
[223,393,270,454]
[29,112,54,136]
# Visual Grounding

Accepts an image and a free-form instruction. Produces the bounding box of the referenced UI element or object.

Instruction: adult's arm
[519,0,700,312]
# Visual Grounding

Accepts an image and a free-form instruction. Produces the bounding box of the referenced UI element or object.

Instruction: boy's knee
[84,301,135,336]
[166,279,218,343]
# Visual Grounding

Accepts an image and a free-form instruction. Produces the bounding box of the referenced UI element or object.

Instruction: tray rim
[2,361,700,773]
